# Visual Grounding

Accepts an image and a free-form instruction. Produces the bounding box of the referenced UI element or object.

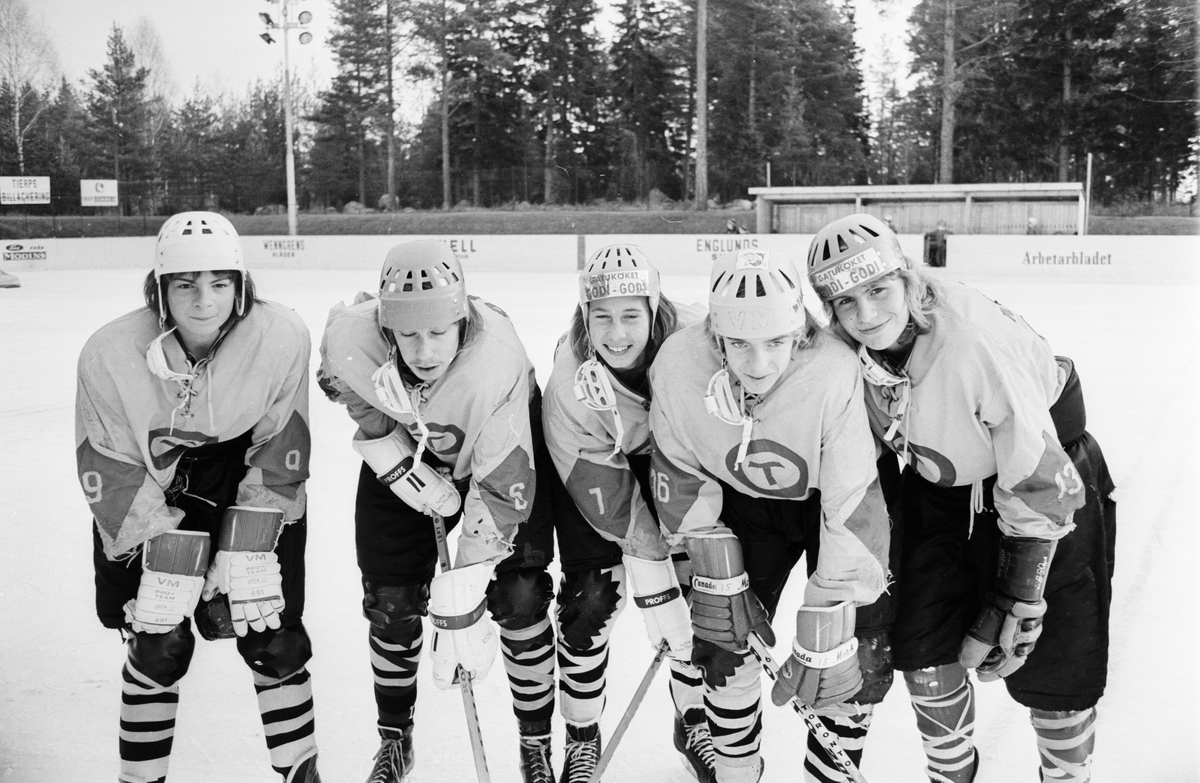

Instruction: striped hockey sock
[558,639,610,726]
[253,667,317,778]
[804,707,874,783]
[706,655,763,777]
[501,616,556,723]
[669,658,705,716]
[904,665,977,783]
[369,627,423,730]
[118,660,179,783]
[1031,708,1096,783]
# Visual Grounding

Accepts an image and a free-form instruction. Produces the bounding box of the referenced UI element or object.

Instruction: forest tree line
[0,0,1194,215]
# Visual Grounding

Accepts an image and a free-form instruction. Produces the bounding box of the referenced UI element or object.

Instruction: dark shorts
[891,432,1115,711]
[93,430,309,631]
[355,387,622,587]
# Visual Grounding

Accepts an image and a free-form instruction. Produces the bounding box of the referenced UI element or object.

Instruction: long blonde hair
[826,267,943,347]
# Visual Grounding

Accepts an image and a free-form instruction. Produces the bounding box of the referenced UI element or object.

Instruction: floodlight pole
[281,0,298,236]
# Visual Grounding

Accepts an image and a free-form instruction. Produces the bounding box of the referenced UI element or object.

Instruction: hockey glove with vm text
[771,601,862,709]
[124,530,211,633]
[960,535,1057,681]
[429,562,500,690]
[201,506,286,637]
[623,554,693,659]
[685,530,775,651]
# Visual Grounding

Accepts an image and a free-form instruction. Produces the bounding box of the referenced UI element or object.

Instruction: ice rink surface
[1,265,1197,782]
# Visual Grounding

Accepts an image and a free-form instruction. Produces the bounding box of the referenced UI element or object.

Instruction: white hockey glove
[428,562,499,690]
[623,554,693,660]
[960,536,1057,681]
[201,506,286,637]
[124,530,211,634]
[770,602,862,709]
[353,428,461,518]
[686,530,775,651]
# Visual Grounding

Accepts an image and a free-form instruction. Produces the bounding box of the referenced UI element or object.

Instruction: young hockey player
[319,239,571,783]
[648,248,893,783]
[541,244,710,781]
[76,211,320,783]
[808,213,1115,783]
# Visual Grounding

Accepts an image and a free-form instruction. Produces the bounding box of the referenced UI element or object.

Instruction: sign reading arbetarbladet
[81,180,119,207]
[0,176,50,205]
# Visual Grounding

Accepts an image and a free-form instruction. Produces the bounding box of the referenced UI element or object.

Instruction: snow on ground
[0,266,1196,782]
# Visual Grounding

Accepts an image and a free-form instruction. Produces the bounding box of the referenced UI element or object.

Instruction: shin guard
[369,625,423,730]
[1031,708,1096,783]
[254,668,317,778]
[904,664,977,783]
[704,652,763,777]
[119,660,180,783]
[803,706,873,783]
[500,616,556,724]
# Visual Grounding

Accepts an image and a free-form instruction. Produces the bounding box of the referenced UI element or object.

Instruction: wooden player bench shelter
[748,183,1086,235]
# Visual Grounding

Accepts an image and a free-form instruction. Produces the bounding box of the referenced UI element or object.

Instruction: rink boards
[2,232,1197,284]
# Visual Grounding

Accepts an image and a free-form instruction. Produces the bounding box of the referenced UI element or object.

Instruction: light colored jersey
[864,282,1083,540]
[76,302,312,560]
[542,303,705,560]
[649,324,889,608]
[319,294,536,567]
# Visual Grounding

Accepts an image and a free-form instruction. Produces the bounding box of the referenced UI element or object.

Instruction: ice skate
[366,725,414,783]
[674,709,717,783]
[518,719,556,783]
[561,723,601,783]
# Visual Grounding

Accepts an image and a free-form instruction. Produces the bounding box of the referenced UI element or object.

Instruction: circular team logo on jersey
[724,439,810,498]
[423,422,468,461]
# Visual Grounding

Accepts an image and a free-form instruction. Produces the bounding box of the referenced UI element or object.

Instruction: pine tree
[84,25,152,192]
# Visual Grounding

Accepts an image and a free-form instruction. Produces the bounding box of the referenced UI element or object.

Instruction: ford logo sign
[6,244,22,250]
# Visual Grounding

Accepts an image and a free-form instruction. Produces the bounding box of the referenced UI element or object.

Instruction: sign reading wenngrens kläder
[81,180,119,207]
[1,177,50,205]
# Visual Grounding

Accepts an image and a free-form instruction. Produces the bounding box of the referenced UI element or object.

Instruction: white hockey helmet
[154,211,246,320]
[378,240,468,332]
[806,213,908,302]
[579,244,661,320]
[708,249,805,339]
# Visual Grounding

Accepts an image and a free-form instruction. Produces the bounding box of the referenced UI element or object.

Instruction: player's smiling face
[722,332,796,395]
[829,274,910,351]
[394,322,461,381]
[587,296,651,370]
[165,270,237,356]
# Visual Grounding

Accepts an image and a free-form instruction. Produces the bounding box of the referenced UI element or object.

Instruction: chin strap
[857,344,911,446]
[573,358,625,461]
[372,353,432,463]
[704,368,754,472]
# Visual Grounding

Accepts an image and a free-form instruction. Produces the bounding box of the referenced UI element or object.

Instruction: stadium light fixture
[257,0,314,237]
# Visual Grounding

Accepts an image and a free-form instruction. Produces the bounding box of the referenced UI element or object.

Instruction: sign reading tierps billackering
[0,176,50,205]
[81,180,119,207]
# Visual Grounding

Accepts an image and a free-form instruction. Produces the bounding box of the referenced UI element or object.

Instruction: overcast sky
[31,0,913,103]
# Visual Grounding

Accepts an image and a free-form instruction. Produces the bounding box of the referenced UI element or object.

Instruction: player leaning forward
[542,245,712,781]
[76,212,320,783]
[648,249,893,783]
[319,239,573,783]
[808,214,1115,783]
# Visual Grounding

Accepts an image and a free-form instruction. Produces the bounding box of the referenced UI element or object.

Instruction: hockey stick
[587,640,671,783]
[748,633,869,783]
[432,513,492,783]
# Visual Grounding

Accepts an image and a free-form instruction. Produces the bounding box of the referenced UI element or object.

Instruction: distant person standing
[1027,216,1041,235]
[924,220,951,268]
